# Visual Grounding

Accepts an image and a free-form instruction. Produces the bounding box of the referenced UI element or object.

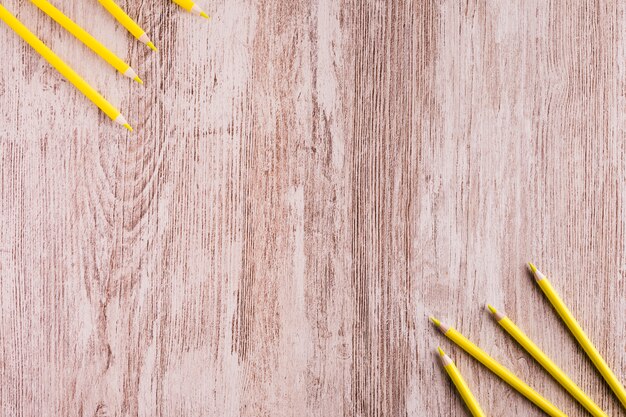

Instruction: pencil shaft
[443,361,486,417]
[172,0,196,12]
[98,0,145,39]
[30,0,132,76]
[0,3,122,122]
[497,315,607,417]
[443,327,567,417]
[537,277,626,409]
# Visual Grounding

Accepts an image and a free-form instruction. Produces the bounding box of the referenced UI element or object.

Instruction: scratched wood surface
[1,0,626,416]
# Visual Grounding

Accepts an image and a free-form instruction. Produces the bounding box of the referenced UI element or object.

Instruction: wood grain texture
[1,0,626,416]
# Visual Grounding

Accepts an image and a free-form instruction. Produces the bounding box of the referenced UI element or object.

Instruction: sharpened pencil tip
[147,42,158,52]
[124,124,133,132]
[200,11,209,18]
[134,76,143,84]
[437,346,453,366]
[429,316,441,327]
[527,262,547,280]
[487,304,507,321]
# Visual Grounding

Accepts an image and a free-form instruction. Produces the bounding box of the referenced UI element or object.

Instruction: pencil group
[487,304,607,417]
[431,316,567,417]
[0,0,210,129]
[30,0,142,83]
[0,3,132,129]
[431,263,625,416]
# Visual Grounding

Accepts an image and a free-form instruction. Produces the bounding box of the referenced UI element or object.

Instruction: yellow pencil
[98,0,157,51]
[430,317,567,417]
[30,0,142,83]
[488,305,607,417]
[438,347,486,417]
[529,262,626,409]
[172,0,209,18]
[0,3,132,130]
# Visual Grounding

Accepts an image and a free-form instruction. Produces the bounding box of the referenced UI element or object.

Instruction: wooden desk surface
[1,0,625,416]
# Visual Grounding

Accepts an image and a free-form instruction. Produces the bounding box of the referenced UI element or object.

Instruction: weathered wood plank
[1,1,625,416]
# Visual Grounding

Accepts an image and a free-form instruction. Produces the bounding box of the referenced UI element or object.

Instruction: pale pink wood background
[1,0,626,416]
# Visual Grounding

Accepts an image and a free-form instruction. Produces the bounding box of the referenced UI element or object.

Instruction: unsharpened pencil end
[124,124,133,132]
[429,316,441,327]
[147,42,158,52]
[200,11,209,18]
[487,304,497,314]
[134,76,144,84]
[528,262,537,274]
